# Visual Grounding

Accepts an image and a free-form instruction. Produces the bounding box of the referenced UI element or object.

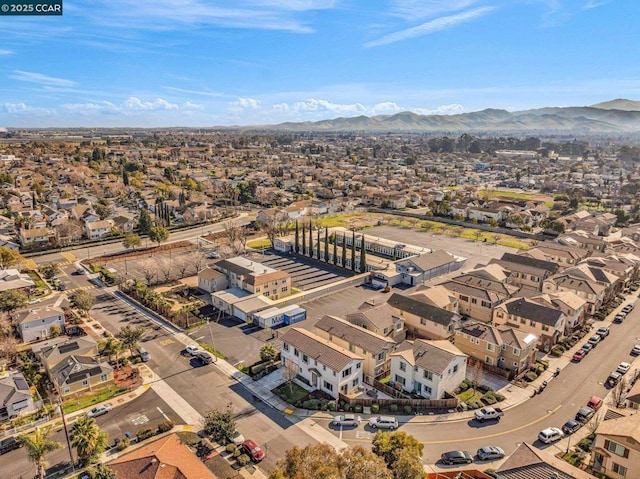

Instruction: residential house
[529,291,587,333]
[0,372,37,420]
[13,305,66,343]
[454,321,536,375]
[345,299,406,343]
[489,252,559,293]
[0,269,34,292]
[591,415,640,479]
[524,241,590,270]
[493,297,566,350]
[411,285,459,312]
[625,381,640,410]
[18,227,54,247]
[389,250,466,287]
[50,355,114,397]
[497,442,594,479]
[542,272,605,315]
[85,219,115,240]
[214,257,291,300]
[389,339,467,399]
[387,292,461,340]
[107,433,217,479]
[39,337,99,370]
[197,267,228,294]
[280,328,364,399]
[558,231,607,252]
[314,315,396,382]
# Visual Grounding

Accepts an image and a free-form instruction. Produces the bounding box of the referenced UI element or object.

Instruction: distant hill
[591,98,640,111]
[258,99,640,133]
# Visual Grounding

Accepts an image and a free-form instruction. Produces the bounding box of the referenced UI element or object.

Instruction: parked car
[230,430,245,446]
[631,344,640,356]
[240,439,265,462]
[607,371,622,387]
[572,349,587,362]
[87,404,112,418]
[562,419,582,435]
[332,414,361,428]
[474,407,504,422]
[614,313,626,324]
[0,437,22,455]
[587,396,603,410]
[538,427,564,444]
[196,351,213,365]
[617,362,631,374]
[476,446,505,461]
[208,251,220,259]
[581,343,593,354]
[588,335,601,347]
[596,326,610,339]
[184,345,200,356]
[575,406,596,423]
[622,304,634,314]
[441,450,473,465]
[138,347,150,362]
[368,416,398,430]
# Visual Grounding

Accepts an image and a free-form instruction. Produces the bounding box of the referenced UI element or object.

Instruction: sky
[0,0,638,127]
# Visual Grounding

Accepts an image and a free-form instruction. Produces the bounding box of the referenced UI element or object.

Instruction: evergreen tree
[137,209,154,235]
[332,232,337,265]
[351,232,356,271]
[308,223,313,258]
[294,220,299,254]
[301,223,306,256]
[359,234,367,273]
[341,232,347,268]
[122,169,129,186]
[316,228,320,259]
[324,227,329,262]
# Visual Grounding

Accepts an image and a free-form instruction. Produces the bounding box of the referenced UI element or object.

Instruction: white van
[138,347,150,362]
[538,427,563,444]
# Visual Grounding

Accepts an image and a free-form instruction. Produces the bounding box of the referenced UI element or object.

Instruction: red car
[572,349,587,362]
[241,439,265,462]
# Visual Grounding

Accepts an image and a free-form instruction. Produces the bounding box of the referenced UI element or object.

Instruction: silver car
[368,416,398,430]
[477,446,505,461]
[332,414,361,428]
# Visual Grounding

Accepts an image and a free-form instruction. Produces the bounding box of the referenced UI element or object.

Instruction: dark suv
[0,437,22,455]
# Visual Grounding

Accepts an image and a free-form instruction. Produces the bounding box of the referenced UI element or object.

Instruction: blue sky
[0,0,637,127]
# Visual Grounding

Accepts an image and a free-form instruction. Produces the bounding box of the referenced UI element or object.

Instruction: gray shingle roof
[387,293,458,326]
[392,339,465,375]
[281,328,363,372]
[503,298,563,326]
[314,315,396,354]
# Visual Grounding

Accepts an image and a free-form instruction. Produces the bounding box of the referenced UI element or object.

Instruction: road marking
[157,407,170,421]
[160,339,175,346]
[61,252,77,263]
[132,415,149,425]
[355,431,372,439]
[194,336,205,341]
[22,258,38,270]
[284,408,294,414]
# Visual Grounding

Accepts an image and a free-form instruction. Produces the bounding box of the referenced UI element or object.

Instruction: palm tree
[19,426,62,479]
[70,416,108,466]
[101,337,123,365]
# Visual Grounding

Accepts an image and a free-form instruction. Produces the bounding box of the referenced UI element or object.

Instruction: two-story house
[524,241,589,270]
[85,219,114,240]
[197,267,228,295]
[489,252,559,293]
[493,297,566,350]
[389,339,467,399]
[314,315,396,383]
[591,415,640,479]
[345,299,406,343]
[387,292,461,340]
[0,269,35,293]
[0,372,37,420]
[529,291,587,334]
[13,305,66,343]
[454,321,536,375]
[50,355,114,398]
[542,272,606,315]
[280,328,364,399]
[214,257,291,300]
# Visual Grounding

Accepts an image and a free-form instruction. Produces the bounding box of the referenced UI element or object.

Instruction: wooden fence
[339,392,458,410]
[467,356,516,380]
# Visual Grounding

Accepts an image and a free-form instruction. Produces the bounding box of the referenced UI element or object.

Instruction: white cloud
[183,101,204,110]
[163,86,224,97]
[370,102,404,115]
[272,103,290,112]
[412,103,465,115]
[124,97,179,110]
[365,6,495,47]
[292,98,366,114]
[389,0,478,20]
[63,101,122,114]
[9,70,76,87]
[229,97,261,114]
[0,49,13,55]
[3,102,54,115]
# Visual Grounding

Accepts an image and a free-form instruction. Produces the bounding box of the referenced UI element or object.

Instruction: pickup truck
[474,407,504,422]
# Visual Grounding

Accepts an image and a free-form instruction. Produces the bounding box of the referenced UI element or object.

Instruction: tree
[391,448,426,479]
[294,220,299,254]
[332,232,337,265]
[203,403,236,444]
[88,465,116,479]
[342,446,393,479]
[324,227,330,262]
[41,263,60,280]
[359,235,367,273]
[122,232,141,250]
[115,325,145,357]
[260,343,278,362]
[18,425,62,479]
[0,290,27,312]
[371,431,424,471]
[149,226,169,246]
[0,246,21,269]
[137,209,154,235]
[71,289,96,314]
[100,336,123,363]
[611,377,629,408]
[308,223,314,258]
[341,232,347,267]
[316,228,320,259]
[301,223,306,255]
[70,415,108,466]
[469,360,485,393]
[351,232,356,271]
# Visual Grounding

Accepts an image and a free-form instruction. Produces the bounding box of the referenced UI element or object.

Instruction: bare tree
[185,251,206,275]
[586,410,605,435]
[158,257,172,283]
[256,211,288,245]
[176,257,190,279]
[611,377,629,408]
[469,359,485,393]
[222,219,241,247]
[138,258,159,286]
[282,358,299,394]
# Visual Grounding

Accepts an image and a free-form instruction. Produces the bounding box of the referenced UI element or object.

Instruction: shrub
[478,384,494,393]
[233,448,242,458]
[237,454,251,467]
[494,392,505,402]
[327,402,336,411]
[525,371,538,382]
[354,405,363,413]
[550,347,564,357]
[403,405,412,415]
[302,399,319,410]
[136,428,155,442]
[389,404,398,413]
[226,443,237,454]
[458,382,469,392]
[157,420,175,433]
[482,395,497,405]
[116,438,130,451]
[371,404,379,413]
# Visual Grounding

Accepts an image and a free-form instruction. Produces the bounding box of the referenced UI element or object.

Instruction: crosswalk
[61,251,77,263]
[66,285,97,294]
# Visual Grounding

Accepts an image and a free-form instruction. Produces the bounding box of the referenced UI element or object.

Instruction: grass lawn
[247,238,272,249]
[457,388,484,403]
[27,271,47,290]
[62,385,123,414]
[272,382,309,404]
[198,342,226,359]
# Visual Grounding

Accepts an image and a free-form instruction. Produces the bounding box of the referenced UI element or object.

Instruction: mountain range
[260,99,640,134]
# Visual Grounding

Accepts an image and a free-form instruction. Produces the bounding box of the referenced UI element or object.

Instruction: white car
[331,414,361,428]
[87,404,112,418]
[617,362,631,374]
[631,345,640,356]
[231,430,245,446]
[184,345,200,356]
[368,416,398,430]
[538,427,564,444]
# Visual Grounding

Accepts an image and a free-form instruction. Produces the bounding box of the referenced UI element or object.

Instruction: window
[82,379,89,387]
[342,367,352,378]
[613,463,627,477]
[420,317,426,325]
[481,300,491,308]
[497,311,504,318]
[605,440,629,458]
[281,287,288,292]
[302,354,308,364]
[542,325,549,332]
[341,384,348,393]
[63,387,70,394]
[520,318,526,324]
[394,375,406,386]
[487,343,495,352]
[100,374,108,382]
[424,385,432,395]
[486,356,494,365]
[356,362,361,369]
[294,348,299,357]
[264,291,270,297]
[352,378,359,387]
[323,381,333,391]
[377,352,386,361]
[471,298,477,304]
[283,343,289,352]
[424,370,433,381]
[400,362,406,372]
[459,295,469,302]
[453,365,458,373]
[513,348,520,355]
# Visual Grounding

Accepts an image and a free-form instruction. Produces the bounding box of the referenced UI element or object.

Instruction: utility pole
[53,378,75,472]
